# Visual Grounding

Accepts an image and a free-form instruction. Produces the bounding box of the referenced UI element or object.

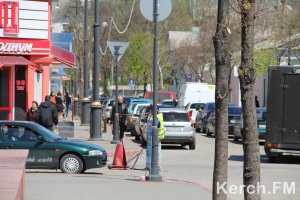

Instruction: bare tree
[239,1,261,200]
[212,0,232,200]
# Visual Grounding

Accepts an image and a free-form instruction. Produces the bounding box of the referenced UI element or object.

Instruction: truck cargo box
[266,66,300,160]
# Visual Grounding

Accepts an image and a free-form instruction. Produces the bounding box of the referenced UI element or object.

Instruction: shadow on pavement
[229,155,300,164]
[162,145,189,150]
[26,170,63,174]
[229,139,265,146]
[26,170,104,175]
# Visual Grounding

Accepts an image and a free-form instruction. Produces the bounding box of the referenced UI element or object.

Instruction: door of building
[0,67,12,120]
[15,66,27,120]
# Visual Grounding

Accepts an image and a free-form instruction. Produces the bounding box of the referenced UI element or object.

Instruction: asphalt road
[25,133,300,200]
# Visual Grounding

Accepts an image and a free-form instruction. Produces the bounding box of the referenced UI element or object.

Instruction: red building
[0,0,75,120]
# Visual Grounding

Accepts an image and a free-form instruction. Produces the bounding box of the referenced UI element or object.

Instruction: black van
[265,66,300,161]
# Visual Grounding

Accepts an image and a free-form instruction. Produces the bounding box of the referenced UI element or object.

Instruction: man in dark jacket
[111,96,127,140]
[38,96,58,130]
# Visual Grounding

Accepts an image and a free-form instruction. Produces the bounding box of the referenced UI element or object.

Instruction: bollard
[102,108,107,133]
[73,97,81,117]
[81,98,91,125]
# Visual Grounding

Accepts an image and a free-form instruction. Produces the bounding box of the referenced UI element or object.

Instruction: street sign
[107,41,129,62]
[140,0,172,22]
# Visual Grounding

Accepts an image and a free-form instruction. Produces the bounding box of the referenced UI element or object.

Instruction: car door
[2,124,57,169]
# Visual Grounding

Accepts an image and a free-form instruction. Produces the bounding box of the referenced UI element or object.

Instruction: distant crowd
[26,91,72,130]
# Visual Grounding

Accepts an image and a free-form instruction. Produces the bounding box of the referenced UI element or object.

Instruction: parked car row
[193,102,267,142]
[126,102,196,150]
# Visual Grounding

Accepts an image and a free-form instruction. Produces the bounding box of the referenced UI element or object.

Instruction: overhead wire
[98,0,136,55]
[111,0,136,34]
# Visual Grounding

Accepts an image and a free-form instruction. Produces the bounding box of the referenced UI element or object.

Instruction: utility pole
[149,0,162,182]
[111,47,121,144]
[81,0,90,125]
[90,0,102,140]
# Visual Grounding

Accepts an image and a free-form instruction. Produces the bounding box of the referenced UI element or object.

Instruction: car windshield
[32,123,63,140]
[136,105,147,114]
[162,101,174,105]
[163,112,189,122]
[130,104,138,113]
[108,100,114,106]
[190,103,205,110]
[228,107,242,115]
[257,110,266,121]
[207,103,215,111]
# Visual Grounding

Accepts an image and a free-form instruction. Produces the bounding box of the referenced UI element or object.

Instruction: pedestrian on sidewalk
[38,96,58,131]
[56,91,64,120]
[50,91,56,104]
[255,96,260,108]
[111,96,127,141]
[64,91,72,118]
[26,101,39,123]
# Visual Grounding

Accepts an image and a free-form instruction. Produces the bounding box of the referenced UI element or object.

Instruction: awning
[0,56,35,67]
[33,46,76,68]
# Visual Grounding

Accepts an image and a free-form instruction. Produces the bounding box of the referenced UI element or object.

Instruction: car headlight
[88,150,103,156]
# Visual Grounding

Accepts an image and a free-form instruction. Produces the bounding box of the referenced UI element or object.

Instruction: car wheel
[135,135,140,141]
[264,148,280,163]
[189,142,196,150]
[60,154,84,174]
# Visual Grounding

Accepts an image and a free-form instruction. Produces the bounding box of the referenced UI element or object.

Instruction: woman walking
[26,101,39,123]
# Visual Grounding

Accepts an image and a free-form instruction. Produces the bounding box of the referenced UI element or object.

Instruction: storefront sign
[0,0,20,35]
[16,79,25,91]
[0,42,33,54]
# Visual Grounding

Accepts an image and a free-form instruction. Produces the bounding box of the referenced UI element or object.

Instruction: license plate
[166,127,182,132]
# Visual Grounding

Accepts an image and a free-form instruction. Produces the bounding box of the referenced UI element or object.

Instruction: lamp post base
[146,174,163,182]
[90,101,102,140]
[81,98,91,125]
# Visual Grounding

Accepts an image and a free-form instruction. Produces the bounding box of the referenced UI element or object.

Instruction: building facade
[0,0,74,120]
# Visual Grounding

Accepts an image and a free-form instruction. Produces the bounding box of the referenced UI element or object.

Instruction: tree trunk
[239,1,261,200]
[212,0,231,200]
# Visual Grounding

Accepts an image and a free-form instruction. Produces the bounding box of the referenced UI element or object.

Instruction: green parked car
[0,121,107,174]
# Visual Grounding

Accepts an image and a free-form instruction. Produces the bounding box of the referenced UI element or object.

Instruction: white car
[143,108,196,150]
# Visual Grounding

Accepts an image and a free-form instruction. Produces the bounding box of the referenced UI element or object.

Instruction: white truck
[178,82,215,107]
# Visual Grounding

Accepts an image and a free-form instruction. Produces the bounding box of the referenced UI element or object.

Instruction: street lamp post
[149,0,162,182]
[111,47,121,144]
[81,0,91,125]
[90,0,102,140]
